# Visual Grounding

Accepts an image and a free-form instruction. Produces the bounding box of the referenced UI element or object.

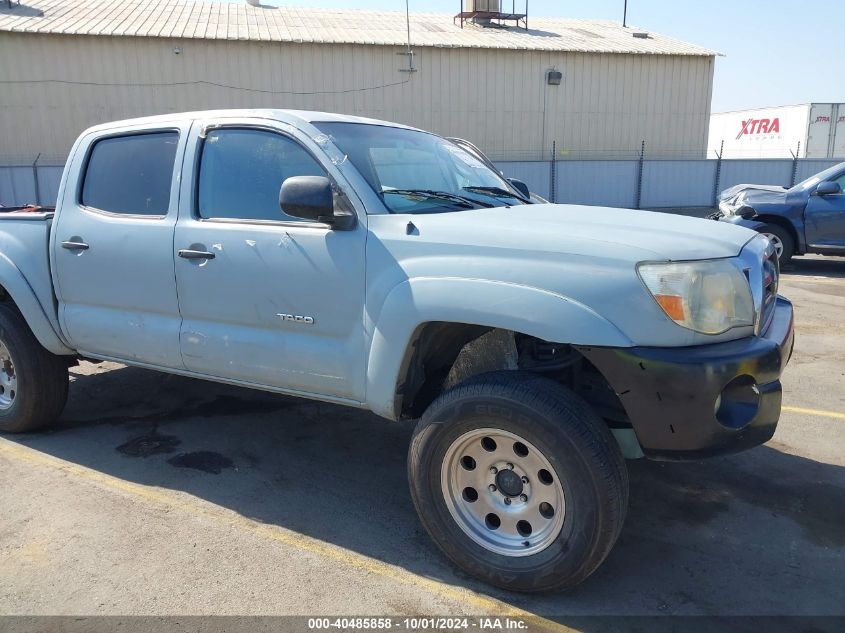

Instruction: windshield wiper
[461,185,528,202]
[382,189,494,208]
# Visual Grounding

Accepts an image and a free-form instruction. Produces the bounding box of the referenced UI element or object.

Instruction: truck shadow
[7,362,845,617]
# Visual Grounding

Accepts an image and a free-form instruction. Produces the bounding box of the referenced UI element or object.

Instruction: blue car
[713,161,845,262]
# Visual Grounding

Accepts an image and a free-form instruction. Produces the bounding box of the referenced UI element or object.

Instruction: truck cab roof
[81,109,420,136]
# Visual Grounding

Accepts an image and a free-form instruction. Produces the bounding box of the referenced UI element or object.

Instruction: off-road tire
[408,370,628,592]
[0,304,69,433]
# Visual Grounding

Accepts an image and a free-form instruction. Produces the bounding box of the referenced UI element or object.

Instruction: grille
[760,248,779,331]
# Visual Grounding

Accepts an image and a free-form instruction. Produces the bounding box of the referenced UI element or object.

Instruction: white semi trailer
[708,103,845,159]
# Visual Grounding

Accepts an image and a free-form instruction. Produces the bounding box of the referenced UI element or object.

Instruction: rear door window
[81,132,179,216]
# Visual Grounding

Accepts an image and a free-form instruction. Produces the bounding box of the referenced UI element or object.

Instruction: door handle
[178,249,216,260]
[61,240,89,251]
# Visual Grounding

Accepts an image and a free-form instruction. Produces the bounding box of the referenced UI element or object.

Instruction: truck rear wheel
[0,304,69,433]
[408,371,628,592]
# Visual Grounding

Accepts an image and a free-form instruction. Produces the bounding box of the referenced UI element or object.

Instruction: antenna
[406,0,412,54]
[398,0,417,72]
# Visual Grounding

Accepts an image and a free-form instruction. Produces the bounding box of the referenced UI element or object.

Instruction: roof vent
[633,31,650,39]
[245,0,260,6]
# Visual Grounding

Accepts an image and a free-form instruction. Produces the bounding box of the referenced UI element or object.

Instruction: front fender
[720,214,807,252]
[719,215,768,232]
[365,277,631,419]
[0,252,73,355]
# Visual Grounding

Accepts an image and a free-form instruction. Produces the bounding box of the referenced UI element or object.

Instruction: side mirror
[507,178,530,199]
[815,181,842,196]
[279,176,356,230]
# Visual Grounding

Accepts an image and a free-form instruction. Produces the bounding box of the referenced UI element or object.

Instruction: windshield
[791,161,845,191]
[313,122,529,214]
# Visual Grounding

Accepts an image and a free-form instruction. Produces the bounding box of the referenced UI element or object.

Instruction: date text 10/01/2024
[307,618,530,630]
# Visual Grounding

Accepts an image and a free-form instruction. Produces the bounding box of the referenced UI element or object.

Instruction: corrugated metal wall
[718,160,794,192]
[795,159,842,182]
[0,32,713,163]
[555,161,639,207]
[494,161,551,200]
[640,160,717,207]
[0,165,63,207]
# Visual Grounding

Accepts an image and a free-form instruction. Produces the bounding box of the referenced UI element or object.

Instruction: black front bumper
[577,297,794,460]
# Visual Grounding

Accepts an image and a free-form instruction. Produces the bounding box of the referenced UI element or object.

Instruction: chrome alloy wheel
[0,340,17,410]
[441,428,566,557]
[763,232,785,259]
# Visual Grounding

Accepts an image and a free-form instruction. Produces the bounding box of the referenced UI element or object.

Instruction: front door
[805,170,845,250]
[174,120,367,401]
[52,123,189,368]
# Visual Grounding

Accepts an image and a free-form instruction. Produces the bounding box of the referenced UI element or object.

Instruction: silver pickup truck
[0,110,793,592]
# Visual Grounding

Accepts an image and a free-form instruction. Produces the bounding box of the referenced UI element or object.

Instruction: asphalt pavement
[0,256,842,628]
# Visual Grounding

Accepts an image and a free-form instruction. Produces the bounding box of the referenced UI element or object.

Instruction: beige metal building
[0,0,716,164]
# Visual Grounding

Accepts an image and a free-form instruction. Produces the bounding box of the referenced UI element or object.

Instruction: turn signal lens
[654,295,685,321]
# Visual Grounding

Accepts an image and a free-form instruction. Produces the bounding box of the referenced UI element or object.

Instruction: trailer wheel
[408,371,628,592]
[0,304,69,433]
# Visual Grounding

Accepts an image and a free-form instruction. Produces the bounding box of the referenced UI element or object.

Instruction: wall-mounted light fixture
[547,70,562,86]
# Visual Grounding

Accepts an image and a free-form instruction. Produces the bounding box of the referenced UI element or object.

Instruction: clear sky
[264,0,844,113]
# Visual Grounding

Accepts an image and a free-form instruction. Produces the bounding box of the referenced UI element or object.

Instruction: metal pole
[32,153,41,206]
[623,0,628,27]
[550,140,556,204]
[712,140,724,207]
[405,0,412,55]
[790,141,801,187]
[635,140,645,209]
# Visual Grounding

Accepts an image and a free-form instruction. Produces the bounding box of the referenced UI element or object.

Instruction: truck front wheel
[408,371,628,592]
[0,304,69,433]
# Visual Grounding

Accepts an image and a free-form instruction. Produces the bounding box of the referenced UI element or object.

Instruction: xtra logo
[815,115,831,123]
[736,118,780,139]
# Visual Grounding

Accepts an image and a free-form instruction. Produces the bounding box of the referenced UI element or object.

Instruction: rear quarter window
[81,131,179,216]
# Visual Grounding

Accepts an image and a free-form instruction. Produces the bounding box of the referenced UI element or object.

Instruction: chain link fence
[487,142,842,209]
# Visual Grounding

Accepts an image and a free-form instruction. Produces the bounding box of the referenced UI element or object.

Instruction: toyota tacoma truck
[0,110,793,592]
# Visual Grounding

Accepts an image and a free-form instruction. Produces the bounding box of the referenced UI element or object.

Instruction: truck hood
[394,203,754,262]
[719,183,787,202]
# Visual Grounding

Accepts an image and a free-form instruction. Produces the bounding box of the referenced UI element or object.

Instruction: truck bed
[0,209,58,336]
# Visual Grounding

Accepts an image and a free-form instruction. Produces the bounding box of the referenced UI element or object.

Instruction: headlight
[637,260,755,334]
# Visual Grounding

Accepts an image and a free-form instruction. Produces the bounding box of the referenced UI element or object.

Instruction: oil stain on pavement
[116,432,181,457]
[168,451,234,474]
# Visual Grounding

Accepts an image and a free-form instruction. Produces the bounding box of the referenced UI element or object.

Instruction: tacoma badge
[276,313,314,325]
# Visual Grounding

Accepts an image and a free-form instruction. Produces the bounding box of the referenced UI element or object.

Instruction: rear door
[51,122,189,367]
[173,118,367,401]
[804,169,845,250]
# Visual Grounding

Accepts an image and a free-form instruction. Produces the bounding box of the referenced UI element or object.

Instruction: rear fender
[365,277,631,419]
[0,253,73,355]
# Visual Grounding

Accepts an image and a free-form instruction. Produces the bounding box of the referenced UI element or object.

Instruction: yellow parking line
[782,405,845,421]
[0,438,573,633]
